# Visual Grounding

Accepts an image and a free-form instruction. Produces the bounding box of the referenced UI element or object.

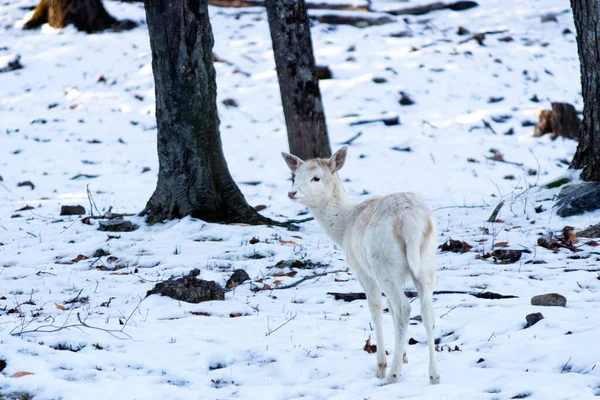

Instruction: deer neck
[308,182,354,247]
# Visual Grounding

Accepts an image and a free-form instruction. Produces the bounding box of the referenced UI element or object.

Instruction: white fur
[282,146,440,385]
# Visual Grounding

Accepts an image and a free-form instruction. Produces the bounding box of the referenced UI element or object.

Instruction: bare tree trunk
[141,0,270,225]
[23,0,136,33]
[266,0,332,160]
[570,0,600,181]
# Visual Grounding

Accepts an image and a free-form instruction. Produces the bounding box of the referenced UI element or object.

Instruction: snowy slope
[1,0,600,399]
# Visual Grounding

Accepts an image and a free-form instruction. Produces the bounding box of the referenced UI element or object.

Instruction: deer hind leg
[356,271,387,379]
[414,277,440,384]
[381,281,410,384]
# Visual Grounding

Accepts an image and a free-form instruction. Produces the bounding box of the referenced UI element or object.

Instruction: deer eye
[311,176,320,182]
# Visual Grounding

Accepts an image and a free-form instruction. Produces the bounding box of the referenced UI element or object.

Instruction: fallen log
[327,290,517,302]
[386,1,478,16]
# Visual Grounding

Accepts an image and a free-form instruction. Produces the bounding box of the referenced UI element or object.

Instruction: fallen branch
[349,116,399,126]
[210,0,368,10]
[458,29,509,45]
[81,206,135,225]
[272,271,337,290]
[327,290,517,302]
[386,0,478,16]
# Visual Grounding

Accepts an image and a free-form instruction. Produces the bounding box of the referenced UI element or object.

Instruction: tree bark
[142,0,271,225]
[266,0,331,160]
[570,0,600,181]
[23,0,136,33]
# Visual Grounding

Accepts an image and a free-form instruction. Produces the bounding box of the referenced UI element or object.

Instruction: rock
[525,312,544,328]
[534,102,581,140]
[531,293,566,307]
[555,182,600,217]
[226,269,250,289]
[316,65,332,80]
[0,359,6,372]
[92,248,109,257]
[577,223,600,239]
[456,26,470,35]
[97,218,137,232]
[60,205,86,216]
[399,91,415,106]
[222,98,238,108]
[146,269,224,303]
[492,249,530,264]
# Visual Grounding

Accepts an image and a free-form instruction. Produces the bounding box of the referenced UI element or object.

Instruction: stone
[97,218,137,232]
[555,182,600,217]
[531,293,566,307]
[525,312,544,328]
[146,269,224,303]
[60,205,86,215]
[577,223,600,239]
[226,269,250,289]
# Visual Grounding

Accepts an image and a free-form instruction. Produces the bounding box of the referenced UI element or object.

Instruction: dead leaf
[72,254,88,262]
[363,337,377,354]
[107,256,118,262]
[291,235,303,239]
[11,371,34,378]
[229,312,243,318]
[110,272,130,275]
[249,237,260,245]
[335,278,349,282]
[494,241,509,248]
[279,239,300,246]
[341,313,350,316]
[191,311,211,316]
[272,280,282,286]
[439,239,472,253]
[10,214,22,218]
[15,205,34,212]
[272,271,298,277]
[562,226,578,245]
[586,240,598,247]
[55,304,67,311]
[261,284,272,291]
[255,278,265,284]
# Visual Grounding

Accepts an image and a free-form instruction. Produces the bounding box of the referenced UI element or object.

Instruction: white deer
[281,146,440,385]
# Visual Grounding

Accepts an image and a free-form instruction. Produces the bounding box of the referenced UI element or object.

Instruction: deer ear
[329,146,348,173]
[281,152,304,172]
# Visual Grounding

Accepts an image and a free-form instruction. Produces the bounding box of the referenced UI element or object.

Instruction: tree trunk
[266,0,332,160]
[23,0,136,33]
[141,0,270,225]
[570,0,600,181]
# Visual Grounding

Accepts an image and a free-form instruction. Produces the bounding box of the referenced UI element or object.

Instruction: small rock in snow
[531,293,566,307]
[60,205,86,216]
[525,312,544,328]
[147,269,224,303]
[226,269,250,289]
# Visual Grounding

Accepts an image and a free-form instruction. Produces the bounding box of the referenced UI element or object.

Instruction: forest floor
[1,0,600,399]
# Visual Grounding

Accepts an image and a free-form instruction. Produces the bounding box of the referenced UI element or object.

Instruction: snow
[1,0,600,399]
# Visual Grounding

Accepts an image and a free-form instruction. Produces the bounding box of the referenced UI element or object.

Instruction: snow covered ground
[1,0,600,398]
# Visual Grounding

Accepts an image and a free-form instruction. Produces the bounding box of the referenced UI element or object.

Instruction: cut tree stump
[534,102,581,140]
[23,0,137,33]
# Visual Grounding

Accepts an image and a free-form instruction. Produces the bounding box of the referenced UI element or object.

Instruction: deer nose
[288,191,297,199]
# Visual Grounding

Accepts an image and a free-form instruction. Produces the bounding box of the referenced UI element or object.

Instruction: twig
[10,297,144,339]
[439,304,462,319]
[265,313,297,337]
[339,131,363,145]
[81,207,135,225]
[487,200,505,223]
[433,204,488,212]
[65,289,83,304]
[560,356,572,373]
[87,184,100,216]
